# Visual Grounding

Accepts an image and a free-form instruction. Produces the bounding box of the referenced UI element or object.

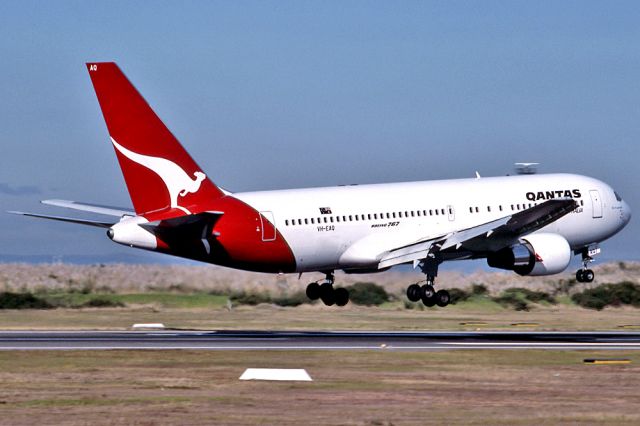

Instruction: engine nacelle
[487,233,571,276]
[107,216,157,249]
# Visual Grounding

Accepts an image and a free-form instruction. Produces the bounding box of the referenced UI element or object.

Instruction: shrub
[493,292,529,311]
[0,292,53,309]
[470,284,488,296]
[345,282,389,306]
[272,291,309,307]
[81,298,124,308]
[448,288,470,305]
[229,291,272,306]
[572,282,640,310]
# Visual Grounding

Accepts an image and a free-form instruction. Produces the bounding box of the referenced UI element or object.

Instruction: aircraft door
[589,190,603,219]
[260,211,276,241]
[447,205,455,222]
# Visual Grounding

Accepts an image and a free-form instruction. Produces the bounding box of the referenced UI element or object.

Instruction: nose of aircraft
[621,199,632,227]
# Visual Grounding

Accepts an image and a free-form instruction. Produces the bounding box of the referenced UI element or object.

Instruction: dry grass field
[0,262,639,425]
[0,261,638,331]
[0,349,638,425]
[1,261,638,297]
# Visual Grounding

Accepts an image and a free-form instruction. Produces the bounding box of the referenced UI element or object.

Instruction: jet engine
[487,233,571,276]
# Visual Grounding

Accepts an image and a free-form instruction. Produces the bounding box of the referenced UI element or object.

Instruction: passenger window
[336,216,341,222]
[330,217,334,223]
[310,218,315,224]
[285,220,289,226]
[349,215,353,221]
[487,206,491,212]
[298,219,302,225]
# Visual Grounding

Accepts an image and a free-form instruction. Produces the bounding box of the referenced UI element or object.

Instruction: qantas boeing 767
[11,63,631,307]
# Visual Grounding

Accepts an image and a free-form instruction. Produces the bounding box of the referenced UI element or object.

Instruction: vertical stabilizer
[86,62,224,216]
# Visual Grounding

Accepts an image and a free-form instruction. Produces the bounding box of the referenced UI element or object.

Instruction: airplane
[10,62,632,308]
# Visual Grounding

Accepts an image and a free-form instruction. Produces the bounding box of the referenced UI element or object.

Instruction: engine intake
[487,233,571,276]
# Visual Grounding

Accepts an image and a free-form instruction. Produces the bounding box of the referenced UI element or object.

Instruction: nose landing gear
[306,272,350,306]
[576,247,598,283]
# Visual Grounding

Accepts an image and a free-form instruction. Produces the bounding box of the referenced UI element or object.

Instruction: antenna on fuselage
[514,162,539,175]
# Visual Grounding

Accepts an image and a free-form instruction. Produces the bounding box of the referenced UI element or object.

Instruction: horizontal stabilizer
[41,199,134,217]
[7,211,115,228]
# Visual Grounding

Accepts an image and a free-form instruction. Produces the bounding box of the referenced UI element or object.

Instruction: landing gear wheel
[420,284,435,300]
[583,269,595,283]
[421,294,436,307]
[334,288,350,306]
[436,290,450,307]
[576,270,584,283]
[407,284,421,302]
[306,282,321,300]
[319,282,335,306]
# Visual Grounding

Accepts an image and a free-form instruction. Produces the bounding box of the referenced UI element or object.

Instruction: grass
[35,292,229,309]
[1,299,639,331]
[0,350,638,425]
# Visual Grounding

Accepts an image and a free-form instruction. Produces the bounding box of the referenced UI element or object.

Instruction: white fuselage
[235,173,631,273]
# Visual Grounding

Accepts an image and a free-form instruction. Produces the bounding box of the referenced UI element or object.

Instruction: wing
[378,198,578,269]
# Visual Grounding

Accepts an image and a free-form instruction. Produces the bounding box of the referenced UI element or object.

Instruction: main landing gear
[406,256,450,308]
[406,282,451,308]
[306,272,350,307]
[575,247,598,283]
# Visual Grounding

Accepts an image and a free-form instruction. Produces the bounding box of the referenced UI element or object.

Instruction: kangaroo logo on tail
[111,137,206,214]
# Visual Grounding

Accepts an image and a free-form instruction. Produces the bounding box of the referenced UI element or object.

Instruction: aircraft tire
[422,295,436,307]
[576,270,584,282]
[420,284,435,300]
[436,290,450,307]
[407,284,421,302]
[320,282,335,306]
[584,269,595,283]
[334,288,350,306]
[306,282,321,300]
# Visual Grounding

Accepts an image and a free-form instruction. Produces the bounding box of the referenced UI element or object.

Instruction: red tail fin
[87,62,224,216]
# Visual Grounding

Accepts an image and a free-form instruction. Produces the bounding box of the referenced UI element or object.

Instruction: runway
[1,330,640,351]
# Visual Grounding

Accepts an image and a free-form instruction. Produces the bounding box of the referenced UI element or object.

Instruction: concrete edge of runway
[0,330,639,351]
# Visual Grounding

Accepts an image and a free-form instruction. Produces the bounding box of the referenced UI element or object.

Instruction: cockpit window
[614,191,623,202]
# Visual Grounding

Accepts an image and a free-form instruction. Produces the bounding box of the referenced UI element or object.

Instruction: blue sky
[1,1,638,264]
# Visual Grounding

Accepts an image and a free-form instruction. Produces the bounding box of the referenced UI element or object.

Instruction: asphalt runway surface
[1,330,640,350]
